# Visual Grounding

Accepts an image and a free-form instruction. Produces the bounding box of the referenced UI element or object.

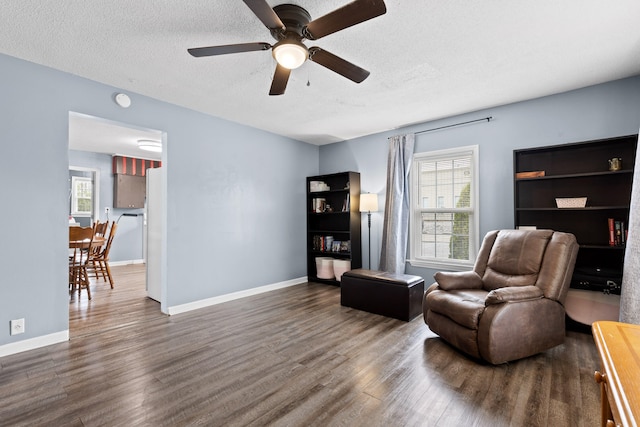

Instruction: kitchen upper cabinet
[114,174,146,208]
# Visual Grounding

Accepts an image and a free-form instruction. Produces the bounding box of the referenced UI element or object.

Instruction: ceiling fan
[188,0,387,95]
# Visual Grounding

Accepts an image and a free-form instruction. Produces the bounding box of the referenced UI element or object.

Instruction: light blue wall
[0,53,318,347]
[319,76,640,281]
[2,46,638,350]
[68,149,145,262]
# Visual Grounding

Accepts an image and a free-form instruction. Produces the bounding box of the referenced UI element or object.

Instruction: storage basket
[333,259,351,281]
[315,257,335,279]
[555,197,587,208]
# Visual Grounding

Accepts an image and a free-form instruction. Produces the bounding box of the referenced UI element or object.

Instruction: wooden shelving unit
[514,134,637,294]
[306,172,361,286]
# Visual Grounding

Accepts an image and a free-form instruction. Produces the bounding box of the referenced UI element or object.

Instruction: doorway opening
[68,111,167,335]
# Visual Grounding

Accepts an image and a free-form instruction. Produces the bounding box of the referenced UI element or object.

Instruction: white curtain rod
[414,116,493,135]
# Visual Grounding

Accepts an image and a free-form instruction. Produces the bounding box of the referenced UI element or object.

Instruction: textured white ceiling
[3,1,640,146]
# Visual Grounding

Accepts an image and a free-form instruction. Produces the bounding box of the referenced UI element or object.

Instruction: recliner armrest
[434,271,483,291]
[485,285,544,305]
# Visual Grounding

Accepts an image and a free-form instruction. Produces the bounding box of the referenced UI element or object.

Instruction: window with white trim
[71,176,93,216]
[409,145,479,270]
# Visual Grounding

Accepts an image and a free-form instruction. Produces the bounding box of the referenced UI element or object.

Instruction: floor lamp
[359,193,379,269]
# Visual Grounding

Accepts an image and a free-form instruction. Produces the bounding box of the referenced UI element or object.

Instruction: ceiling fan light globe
[273,41,308,69]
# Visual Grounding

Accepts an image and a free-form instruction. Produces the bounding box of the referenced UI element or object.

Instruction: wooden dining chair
[89,222,118,288]
[69,226,94,300]
[93,220,109,238]
[89,220,109,279]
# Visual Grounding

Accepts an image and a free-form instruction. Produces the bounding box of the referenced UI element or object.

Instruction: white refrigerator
[146,167,163,302]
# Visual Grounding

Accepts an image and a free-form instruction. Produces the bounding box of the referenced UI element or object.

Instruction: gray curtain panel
[620,132,640,324]
[379,133,415,274]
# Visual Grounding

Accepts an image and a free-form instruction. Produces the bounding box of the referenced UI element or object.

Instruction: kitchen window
[71,176,93,216]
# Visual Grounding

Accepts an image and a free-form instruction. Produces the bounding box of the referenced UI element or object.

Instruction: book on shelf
[342,193,350,212]
[607,218,626,247]
[312,235,351,253]
[608,218,615,246]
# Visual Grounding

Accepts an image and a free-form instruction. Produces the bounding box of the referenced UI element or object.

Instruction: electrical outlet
[10,318,25,335]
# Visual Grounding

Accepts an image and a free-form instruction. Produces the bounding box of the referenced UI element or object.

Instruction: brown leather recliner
[423,229,579,364]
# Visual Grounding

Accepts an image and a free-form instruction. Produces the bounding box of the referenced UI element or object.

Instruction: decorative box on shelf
[515,170,545,179]
[555,197,587,208]
[309,181,330,192]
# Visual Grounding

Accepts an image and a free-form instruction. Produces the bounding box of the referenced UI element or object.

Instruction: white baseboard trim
[167,276,308,316]
[109,259,145,267]
[0,330,69,358]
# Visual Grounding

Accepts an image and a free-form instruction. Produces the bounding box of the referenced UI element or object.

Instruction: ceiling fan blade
[188,42,271,57]
[269,64,291,96]
[242,0,285,30]
[308,47,370,83]
[304,0,387,40]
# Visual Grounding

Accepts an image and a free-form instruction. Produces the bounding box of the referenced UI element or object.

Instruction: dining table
[69,227,105,300]
[69,236,105,249]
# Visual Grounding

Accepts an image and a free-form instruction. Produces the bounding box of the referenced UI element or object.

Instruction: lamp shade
[360,193,379,212]
[272,40,308,69]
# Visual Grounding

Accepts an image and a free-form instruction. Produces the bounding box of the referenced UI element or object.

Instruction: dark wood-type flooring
[0,265,601,426]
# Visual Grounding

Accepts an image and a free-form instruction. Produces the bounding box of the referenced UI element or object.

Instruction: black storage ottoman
[340,269,425,321]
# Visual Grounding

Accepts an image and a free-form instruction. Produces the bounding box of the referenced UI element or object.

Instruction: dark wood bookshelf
[306,172,361,286]
[514,134,637,293]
